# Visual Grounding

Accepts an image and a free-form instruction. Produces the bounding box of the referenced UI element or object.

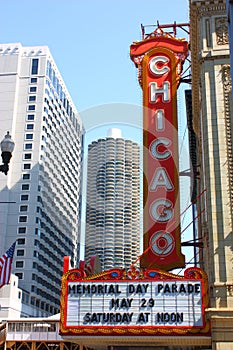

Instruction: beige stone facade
[190,0,233,348]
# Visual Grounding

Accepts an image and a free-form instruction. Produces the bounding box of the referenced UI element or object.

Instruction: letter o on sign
[150,231,175,256]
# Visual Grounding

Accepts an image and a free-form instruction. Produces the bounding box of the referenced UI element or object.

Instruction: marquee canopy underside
[62,335,212,348]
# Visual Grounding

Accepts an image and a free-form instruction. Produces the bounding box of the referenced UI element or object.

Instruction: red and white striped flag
[0,242,16,288]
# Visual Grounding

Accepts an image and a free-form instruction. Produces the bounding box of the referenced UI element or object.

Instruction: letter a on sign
[130,29,189,270]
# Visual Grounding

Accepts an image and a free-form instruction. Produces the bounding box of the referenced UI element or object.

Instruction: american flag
[0,242,16,288]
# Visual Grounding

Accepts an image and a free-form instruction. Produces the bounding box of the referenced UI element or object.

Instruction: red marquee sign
[130,31,189,270]
[60,265,209,336]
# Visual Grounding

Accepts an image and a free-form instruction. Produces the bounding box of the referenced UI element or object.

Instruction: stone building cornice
[190,0,227,135]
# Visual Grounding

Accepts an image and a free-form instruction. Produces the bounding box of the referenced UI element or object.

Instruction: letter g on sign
[150,198,173,222]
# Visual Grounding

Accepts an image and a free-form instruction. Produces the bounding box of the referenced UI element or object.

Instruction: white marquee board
[65,280,204,328]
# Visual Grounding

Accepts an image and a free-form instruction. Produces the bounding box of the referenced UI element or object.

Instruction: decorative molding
[222,64,233,230]
[190,0,228,136]
[227,285,233,297]
[222,64,232,92]
[190,2,201,136]
[197,2,226,17]
[215,17,229,45]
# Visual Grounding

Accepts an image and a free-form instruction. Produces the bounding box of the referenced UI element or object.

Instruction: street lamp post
[0,131,15,175]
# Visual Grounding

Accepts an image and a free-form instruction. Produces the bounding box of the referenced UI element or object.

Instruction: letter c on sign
[150,138,171,160]
[149,56,170,76]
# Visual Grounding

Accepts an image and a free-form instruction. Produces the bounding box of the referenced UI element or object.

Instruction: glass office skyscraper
[0,43,84,317]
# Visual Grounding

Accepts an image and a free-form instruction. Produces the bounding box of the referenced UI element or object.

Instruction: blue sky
[1,0,190,148]
[1,0,194,264]
[1,0,189,109]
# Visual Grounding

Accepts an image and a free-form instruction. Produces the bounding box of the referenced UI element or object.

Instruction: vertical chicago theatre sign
[130,30,189,270]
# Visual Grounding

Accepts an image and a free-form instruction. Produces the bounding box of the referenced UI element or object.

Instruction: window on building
[18,227,26,234]
[29,86,37,93]
[20,205,28,212]
[22,184,29,190]
[25,133,33,140]
[16,249,25,257]
[18,238,26,245]
[28,96,36,102]
[23,164,31,170]
[35,229,41,238]
[25,134,33,140]
[16,261,24,268]
[26,115,35,121]
[30,77,37,83]
[22,291,29,304]
[19,216,27,223]
[21,194,29,201]
[15,272,23,280]
[31,58,39,75]
[24,154,32,160]
[26,124,34,130]
[24,143,32,150]
[28,105,35,111]
[22,174,30,180]
[34,239,40,247]
[37,196,42,203]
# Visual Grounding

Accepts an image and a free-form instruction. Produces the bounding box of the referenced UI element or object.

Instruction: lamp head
[0,132,15,175]
[1,131,15,153]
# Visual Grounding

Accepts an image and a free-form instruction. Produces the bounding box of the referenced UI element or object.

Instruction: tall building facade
[0,43,84,317]
[190,1,233,348]
[85,129,140,271]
